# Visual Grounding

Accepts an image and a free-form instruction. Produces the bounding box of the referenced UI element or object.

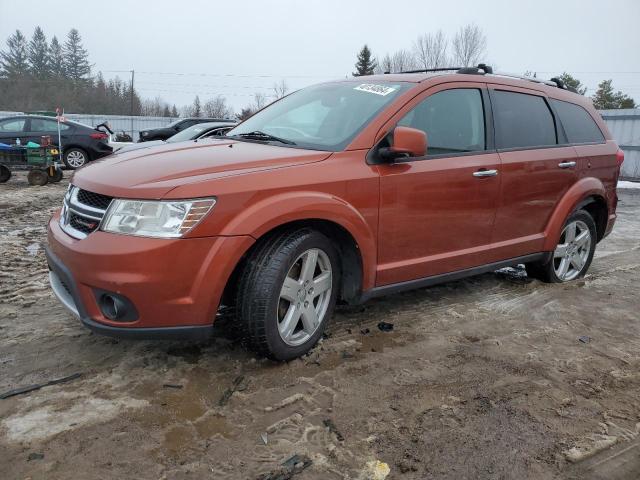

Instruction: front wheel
[526,210,597,283]
[48,168,63,183]
[236,229,340,361]
[0,165,10,183]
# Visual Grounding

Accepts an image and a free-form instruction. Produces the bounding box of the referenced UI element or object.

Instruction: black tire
[63,148,88,169]
[0,165,10,183]
[48,168,63,183]
[526,209,597,283]
[236,229,340,361]
[27,169,49,186]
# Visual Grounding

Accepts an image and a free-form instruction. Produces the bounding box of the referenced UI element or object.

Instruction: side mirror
[379,126,427,161]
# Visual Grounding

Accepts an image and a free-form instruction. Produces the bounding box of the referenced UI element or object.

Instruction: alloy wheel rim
[67,151,86,167]
[277,248,332,346]
[553,220,591,281]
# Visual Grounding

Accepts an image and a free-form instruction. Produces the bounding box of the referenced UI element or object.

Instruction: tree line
[353,24,636,109]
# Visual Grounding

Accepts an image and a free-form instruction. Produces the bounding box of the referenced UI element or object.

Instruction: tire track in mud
[0,174,68,308]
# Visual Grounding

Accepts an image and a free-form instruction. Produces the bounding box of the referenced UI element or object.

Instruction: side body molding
[219,191,378,291]
[542,177,607,251]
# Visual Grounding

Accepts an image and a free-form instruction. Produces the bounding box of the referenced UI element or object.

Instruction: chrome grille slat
[60,185,111,239]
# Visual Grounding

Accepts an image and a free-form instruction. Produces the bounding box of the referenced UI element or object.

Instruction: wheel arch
[543,177,608,250]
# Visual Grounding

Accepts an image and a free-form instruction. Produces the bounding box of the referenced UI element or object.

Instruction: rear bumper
[46,212,254,339]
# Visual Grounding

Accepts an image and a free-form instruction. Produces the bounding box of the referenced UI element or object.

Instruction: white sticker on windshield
[354,84,397,96]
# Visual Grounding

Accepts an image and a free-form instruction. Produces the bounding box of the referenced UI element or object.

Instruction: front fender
[219,191,378,290]
[542,177,607,251]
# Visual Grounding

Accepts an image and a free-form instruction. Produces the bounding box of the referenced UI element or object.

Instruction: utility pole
[130,69,135,139]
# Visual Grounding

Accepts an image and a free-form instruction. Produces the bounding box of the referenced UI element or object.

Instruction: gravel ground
[1,172,639,480]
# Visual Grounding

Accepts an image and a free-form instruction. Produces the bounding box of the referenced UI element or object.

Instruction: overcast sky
[1,0,639,112]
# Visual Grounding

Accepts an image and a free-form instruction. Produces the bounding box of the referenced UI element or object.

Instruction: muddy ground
[1,171,639,480]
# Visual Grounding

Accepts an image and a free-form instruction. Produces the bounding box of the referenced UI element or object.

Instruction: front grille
[60,185,110,239]
[77,189,113,210]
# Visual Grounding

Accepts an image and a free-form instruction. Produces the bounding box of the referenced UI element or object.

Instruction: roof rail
[386,67,463,75]
[489,71,572,91]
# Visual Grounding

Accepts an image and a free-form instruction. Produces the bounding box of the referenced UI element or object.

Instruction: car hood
[114,140,165,154]
[71,138,332,199]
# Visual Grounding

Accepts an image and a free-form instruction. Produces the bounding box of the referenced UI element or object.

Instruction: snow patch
[618,181,640,189]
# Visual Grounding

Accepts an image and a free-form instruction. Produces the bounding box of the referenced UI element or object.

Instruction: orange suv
[46,65,623,360]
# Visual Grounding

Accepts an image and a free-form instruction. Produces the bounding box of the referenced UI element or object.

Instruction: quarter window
[398,88,485,155]
[492,90,557,149]
[550,99,604,144]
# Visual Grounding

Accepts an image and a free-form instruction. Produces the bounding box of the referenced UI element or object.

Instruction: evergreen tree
[557,72,587,95]
[162,105,171,117]
[171,104,179,117]
[353,45,377,76]
[28,27,50,79]
[191,95,202,117]
[63,28,91,82]
[49,36,66,78]
[592,79,636,109]
[0,30,29,78]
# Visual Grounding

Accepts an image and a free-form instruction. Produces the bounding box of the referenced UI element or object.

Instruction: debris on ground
[360,328,370,335]
[323,418,345,442]
[162,383,184,389]
[257,454,312,479]
[27,452,44,461]
[0,372,82,400]
[579,335,591,344]
[377,322,394,332]
[218,375,245,406]
[260,432,268,445]
[362,460,390,480]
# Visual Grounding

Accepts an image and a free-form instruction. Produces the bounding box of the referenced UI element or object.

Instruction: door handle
[473,169,498,178]
[558,161,576,169]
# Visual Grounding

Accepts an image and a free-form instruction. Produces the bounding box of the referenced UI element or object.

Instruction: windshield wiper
[229,131,296,145]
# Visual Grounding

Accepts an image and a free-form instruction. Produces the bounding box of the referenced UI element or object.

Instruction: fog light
[94,289,138,322]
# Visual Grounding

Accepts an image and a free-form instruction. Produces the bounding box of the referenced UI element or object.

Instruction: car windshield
[167,123,217,143]
[227,81,410,151]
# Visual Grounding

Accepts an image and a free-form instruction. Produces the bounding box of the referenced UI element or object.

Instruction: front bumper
[46,212,254,339]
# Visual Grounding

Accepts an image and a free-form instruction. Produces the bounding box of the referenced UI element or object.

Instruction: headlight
[101,198,216,238]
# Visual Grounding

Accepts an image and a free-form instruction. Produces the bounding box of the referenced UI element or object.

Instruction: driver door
[376,83,501,285]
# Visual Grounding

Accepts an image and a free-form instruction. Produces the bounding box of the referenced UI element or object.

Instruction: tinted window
[30,118,59,132]
[0,118,26,132]
[551,99,604,144]
[398,89,485,155]
[492,90,556,149]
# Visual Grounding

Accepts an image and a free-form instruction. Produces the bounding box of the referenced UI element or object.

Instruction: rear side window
[550,99,604,144]
[398,88,485,155]
[0,118,26,132]
[30,118,59,132]
[492,90,556,149]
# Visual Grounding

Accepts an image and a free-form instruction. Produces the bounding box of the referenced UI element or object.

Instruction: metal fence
[600,109,640,181]
[0,111,177,141]
[1,109,639,179]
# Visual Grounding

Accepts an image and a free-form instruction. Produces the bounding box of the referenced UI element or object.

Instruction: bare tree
[451,24,487,67]
[203,95,232,118]
[414,30,449,69]
[374,53,392,74]
[390,49,418,73]
[253,92,267,110]
[272,79,289,99]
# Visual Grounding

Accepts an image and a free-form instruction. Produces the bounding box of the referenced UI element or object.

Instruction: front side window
[398,88,486,155]
[550,99,604,144]
[492,90,556,149]
[0,118,26,132]
[227,81,411,151]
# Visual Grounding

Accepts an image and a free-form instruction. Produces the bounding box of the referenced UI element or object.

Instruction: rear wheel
[63,148,88,169]
[526,210,596,283]
[0,165,10,183]
[48,168,63,183]
[236,229,340,361]
[27,169,49,186]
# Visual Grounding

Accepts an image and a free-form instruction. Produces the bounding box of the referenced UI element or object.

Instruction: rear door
[489,86,578,257]
[27,117,75,148]
[376,83,501,285]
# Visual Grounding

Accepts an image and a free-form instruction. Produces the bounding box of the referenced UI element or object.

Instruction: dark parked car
[117,121,237,154]
[138,117,235,142]
[0,115,113,169]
